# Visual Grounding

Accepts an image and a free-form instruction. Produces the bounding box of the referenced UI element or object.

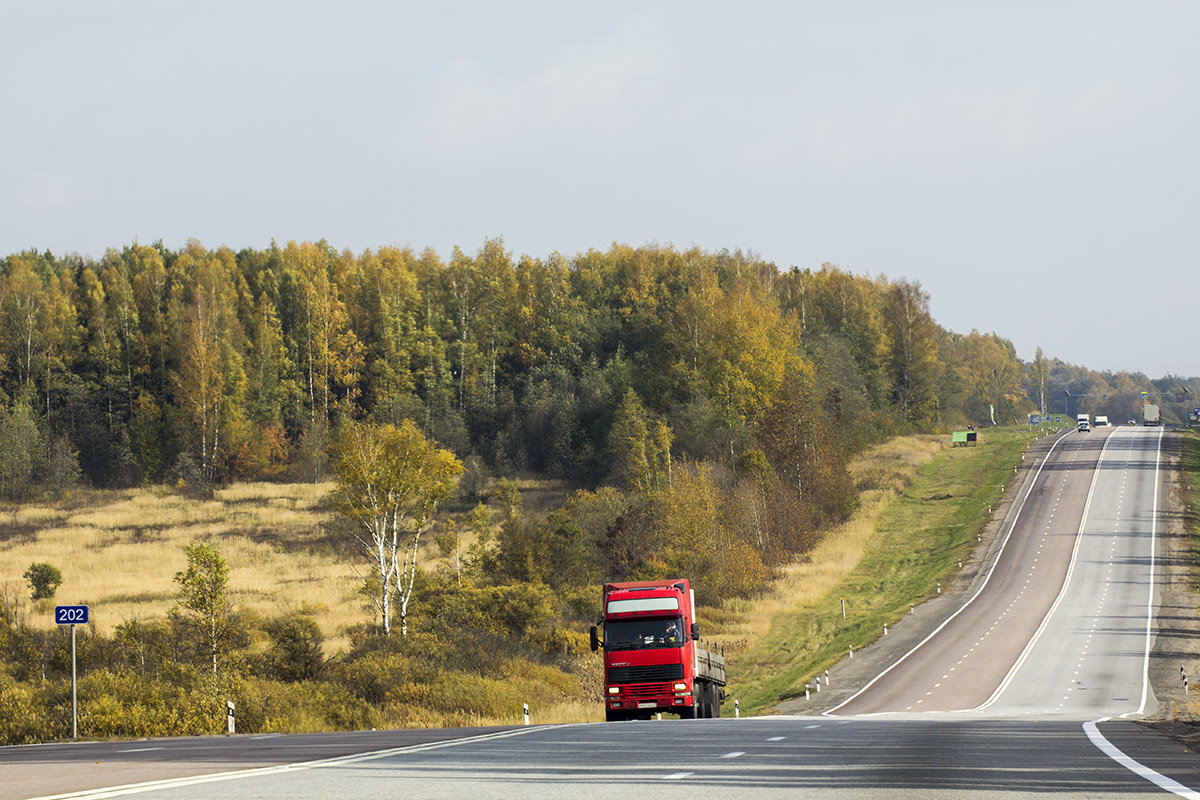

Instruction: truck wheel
[679,704,696,719]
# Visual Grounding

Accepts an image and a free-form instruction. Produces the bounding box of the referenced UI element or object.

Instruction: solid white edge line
[1130,426,1164,717]
[27,726,562,800]
[975,427,1117,710]
[823,429,1077,716]
[1084,719,1200,799]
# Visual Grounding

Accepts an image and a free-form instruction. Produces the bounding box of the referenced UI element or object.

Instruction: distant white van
[1094,415,1109,427]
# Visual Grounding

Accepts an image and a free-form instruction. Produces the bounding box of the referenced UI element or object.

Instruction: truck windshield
[605,618,685,650]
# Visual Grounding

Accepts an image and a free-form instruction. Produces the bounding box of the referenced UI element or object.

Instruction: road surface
[6,717,1198,800]
[830,425,1164,718]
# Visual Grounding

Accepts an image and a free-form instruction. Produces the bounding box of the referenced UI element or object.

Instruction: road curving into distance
[829,424,1165,718]
[981,425,1164,718]
[7,426,1195,800]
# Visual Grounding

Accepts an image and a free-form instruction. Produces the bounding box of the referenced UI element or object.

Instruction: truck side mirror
[589,625,600,652]
[690,623,700,640]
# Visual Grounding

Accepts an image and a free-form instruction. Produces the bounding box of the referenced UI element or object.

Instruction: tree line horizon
[0,237,1189,500]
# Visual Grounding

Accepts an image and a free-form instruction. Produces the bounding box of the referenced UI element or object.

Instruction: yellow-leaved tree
[332,419,462,636]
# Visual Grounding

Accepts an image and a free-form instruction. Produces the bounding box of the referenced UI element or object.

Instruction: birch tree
[884,279,939,425]
[0,257,44,391]
[332,420,462,636]
[174,267,226,482]
[173,541,232,675]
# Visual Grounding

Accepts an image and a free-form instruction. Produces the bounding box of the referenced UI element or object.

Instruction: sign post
[55,605,89,740]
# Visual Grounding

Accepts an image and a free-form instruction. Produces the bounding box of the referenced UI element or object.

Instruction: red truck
[589,579,726,721]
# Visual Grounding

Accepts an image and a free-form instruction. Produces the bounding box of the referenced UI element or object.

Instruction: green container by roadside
[952,430,977,447]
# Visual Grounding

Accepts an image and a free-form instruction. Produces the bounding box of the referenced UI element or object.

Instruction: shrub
[334,650,419,704]
[230,678,380,733]
[167,452,213,500]
[78,668,223,738]
[24,563,63,600]
[0,680,65,745]
[263,615,324,681]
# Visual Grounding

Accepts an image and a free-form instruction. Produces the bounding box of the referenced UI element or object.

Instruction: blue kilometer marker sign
[55,605,89,625]
[55,605,89,739]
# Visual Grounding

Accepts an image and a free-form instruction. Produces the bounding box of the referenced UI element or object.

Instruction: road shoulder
[1141,430,1200,749]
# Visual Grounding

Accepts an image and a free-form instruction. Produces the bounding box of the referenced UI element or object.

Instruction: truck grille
[623,683,672,699]
[608,663,684,684]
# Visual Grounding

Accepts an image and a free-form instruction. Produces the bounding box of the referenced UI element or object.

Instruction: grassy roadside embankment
[1159,427,1200,723]
[723,426,1038,716]
[1182,430,1200,593]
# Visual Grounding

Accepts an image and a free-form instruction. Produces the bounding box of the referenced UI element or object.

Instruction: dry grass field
[0,474,608,736]
[0,479,568,655]
[0,483,363,650]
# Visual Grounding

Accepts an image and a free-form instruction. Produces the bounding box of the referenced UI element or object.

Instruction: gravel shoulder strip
[1140,431,1200,746]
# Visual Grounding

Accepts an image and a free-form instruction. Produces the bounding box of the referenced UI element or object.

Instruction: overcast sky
[3,0,1196,376]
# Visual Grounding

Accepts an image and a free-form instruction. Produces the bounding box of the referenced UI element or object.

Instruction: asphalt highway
[9,718,1198,800]
[0,727,517,800]
[983,425,1164,718]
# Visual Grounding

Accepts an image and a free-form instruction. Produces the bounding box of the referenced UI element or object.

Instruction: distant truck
[1144,404,1161,426]
[1094,415,1109,427]
[1077,413,1090,432]
[590,579,726,721]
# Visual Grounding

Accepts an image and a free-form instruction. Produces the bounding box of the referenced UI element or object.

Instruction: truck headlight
[673,683,688,692]
[608,686,620,695]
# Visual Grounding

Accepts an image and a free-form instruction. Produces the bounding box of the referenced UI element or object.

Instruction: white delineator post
[523,703,530,726]
[227,701,235,735]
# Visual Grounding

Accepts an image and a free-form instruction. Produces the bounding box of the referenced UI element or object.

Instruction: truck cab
[1076,413,1090,432]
